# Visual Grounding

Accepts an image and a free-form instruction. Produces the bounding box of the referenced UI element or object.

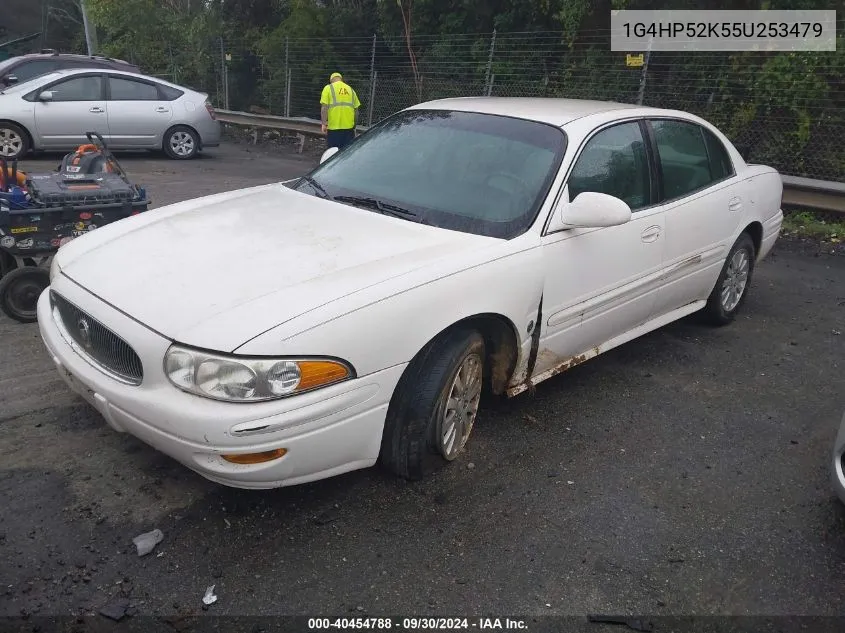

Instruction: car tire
[0,122,30,161]
[163,126,199,160]
[0,266,50,323]
[702,232,756,326]
[380,328,486,480]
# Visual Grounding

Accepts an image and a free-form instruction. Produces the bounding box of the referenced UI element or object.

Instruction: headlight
[163,345,354,402]
[49,257,62,282]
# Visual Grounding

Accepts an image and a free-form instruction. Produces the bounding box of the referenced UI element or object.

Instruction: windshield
[290,109,567,239]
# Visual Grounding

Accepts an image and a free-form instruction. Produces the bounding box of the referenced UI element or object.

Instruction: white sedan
[37,98,783,489]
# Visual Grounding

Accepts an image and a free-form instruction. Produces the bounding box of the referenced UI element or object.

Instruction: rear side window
[109,76,159,101]
[650,119,716,200]
[702,128,734,181]
[159,84,185,101]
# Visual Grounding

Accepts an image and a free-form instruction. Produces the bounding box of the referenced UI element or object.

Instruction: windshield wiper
[299,175,330,199]
[333,195,419,221]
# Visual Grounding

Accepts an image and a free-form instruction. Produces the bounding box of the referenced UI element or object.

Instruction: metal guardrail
[215,109,844,214]
[780,175,845,215]
[215,109,368,135]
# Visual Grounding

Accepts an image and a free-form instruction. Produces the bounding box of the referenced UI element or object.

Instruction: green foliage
[67,0,843,180]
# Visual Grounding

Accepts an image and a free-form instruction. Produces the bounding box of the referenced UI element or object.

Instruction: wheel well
[743,221,763,257]
[163,124,202,150]
[411,314,521,397]
[0,119,33,149]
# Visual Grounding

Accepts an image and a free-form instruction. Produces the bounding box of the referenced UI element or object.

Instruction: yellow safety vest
[320,81,361,130]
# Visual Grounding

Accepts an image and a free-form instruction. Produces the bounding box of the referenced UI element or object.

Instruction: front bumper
[37,279,404,489]
[833,411,845,505]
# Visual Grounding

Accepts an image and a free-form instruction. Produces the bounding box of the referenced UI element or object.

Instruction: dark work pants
[326,128,355,150]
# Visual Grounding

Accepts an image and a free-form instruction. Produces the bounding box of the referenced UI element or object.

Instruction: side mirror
[320,146,339,164]
[558,191,632,229]
[4,74,18,86]
[38,91,54,102]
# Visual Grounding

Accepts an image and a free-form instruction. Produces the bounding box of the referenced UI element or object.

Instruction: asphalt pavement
[1,142,844,625]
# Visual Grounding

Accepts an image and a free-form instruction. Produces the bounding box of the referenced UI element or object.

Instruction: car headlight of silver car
[163,345,355,403]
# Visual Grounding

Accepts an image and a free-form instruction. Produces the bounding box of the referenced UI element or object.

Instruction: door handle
[89,106,104,113]
[728,196,742,212]
[155,107,169,113]
[641,225,661,243]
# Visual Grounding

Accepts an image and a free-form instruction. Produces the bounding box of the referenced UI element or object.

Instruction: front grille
[50,291,144,385]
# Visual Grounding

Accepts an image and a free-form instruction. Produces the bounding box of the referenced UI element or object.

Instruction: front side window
[109,77,159,101]
[567,121,651,211]
[289,109,567,239]
[48,76,103,101]
[651,119,717,200]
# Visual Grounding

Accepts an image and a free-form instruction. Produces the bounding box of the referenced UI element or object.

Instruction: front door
[33,74,108,149]
[537,120,665,374]
[105,75,173,148]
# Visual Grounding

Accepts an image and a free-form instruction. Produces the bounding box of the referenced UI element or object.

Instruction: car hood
[60,183,497,351]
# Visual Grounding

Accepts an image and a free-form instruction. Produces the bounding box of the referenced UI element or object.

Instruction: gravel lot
[1,142,844,626]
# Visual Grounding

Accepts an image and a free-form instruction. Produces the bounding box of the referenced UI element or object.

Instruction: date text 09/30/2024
[308,618,529,630]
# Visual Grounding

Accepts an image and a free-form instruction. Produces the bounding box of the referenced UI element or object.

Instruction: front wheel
[0,122,29,161]
[380,328,485,480]
[163,126,199,160]
[0,266,50,323]
[702,232,756,326]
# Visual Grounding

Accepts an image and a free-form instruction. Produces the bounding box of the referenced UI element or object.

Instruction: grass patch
[782,210,845,242]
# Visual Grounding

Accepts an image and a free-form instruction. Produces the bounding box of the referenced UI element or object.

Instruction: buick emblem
[77,317,92,349]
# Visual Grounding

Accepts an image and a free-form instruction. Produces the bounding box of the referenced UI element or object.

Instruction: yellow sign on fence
[626,53,644,67]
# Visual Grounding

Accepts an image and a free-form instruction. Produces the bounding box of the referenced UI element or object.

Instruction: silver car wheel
[721,248,750,312]
[0,128,23,158]
[169,131,195,157]
[438,353,483,460]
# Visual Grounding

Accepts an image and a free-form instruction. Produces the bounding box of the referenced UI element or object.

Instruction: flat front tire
[380,328,486,480]
[702,232,756,326]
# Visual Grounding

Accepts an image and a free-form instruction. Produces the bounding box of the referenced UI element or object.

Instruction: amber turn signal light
[221,448,288,464]
[297,360,350,391]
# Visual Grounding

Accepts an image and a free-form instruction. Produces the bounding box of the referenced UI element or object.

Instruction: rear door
[105,74,173,148]
[644,118,742,317]
[32,73,108,148]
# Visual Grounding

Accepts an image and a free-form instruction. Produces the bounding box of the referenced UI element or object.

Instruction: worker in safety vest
[320,72,361,150]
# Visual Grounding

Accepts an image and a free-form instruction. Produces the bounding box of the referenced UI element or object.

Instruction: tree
[378,0,421,99]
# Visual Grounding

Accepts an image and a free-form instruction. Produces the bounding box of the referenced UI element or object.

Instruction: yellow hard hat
[330,72,342,80]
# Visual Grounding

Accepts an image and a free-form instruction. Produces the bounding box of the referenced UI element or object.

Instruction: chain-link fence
[121,28,844,182]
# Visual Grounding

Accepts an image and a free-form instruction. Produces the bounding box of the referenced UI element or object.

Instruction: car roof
[15,52,136,66]
[25,67,199,93]
[409,97,650,126]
